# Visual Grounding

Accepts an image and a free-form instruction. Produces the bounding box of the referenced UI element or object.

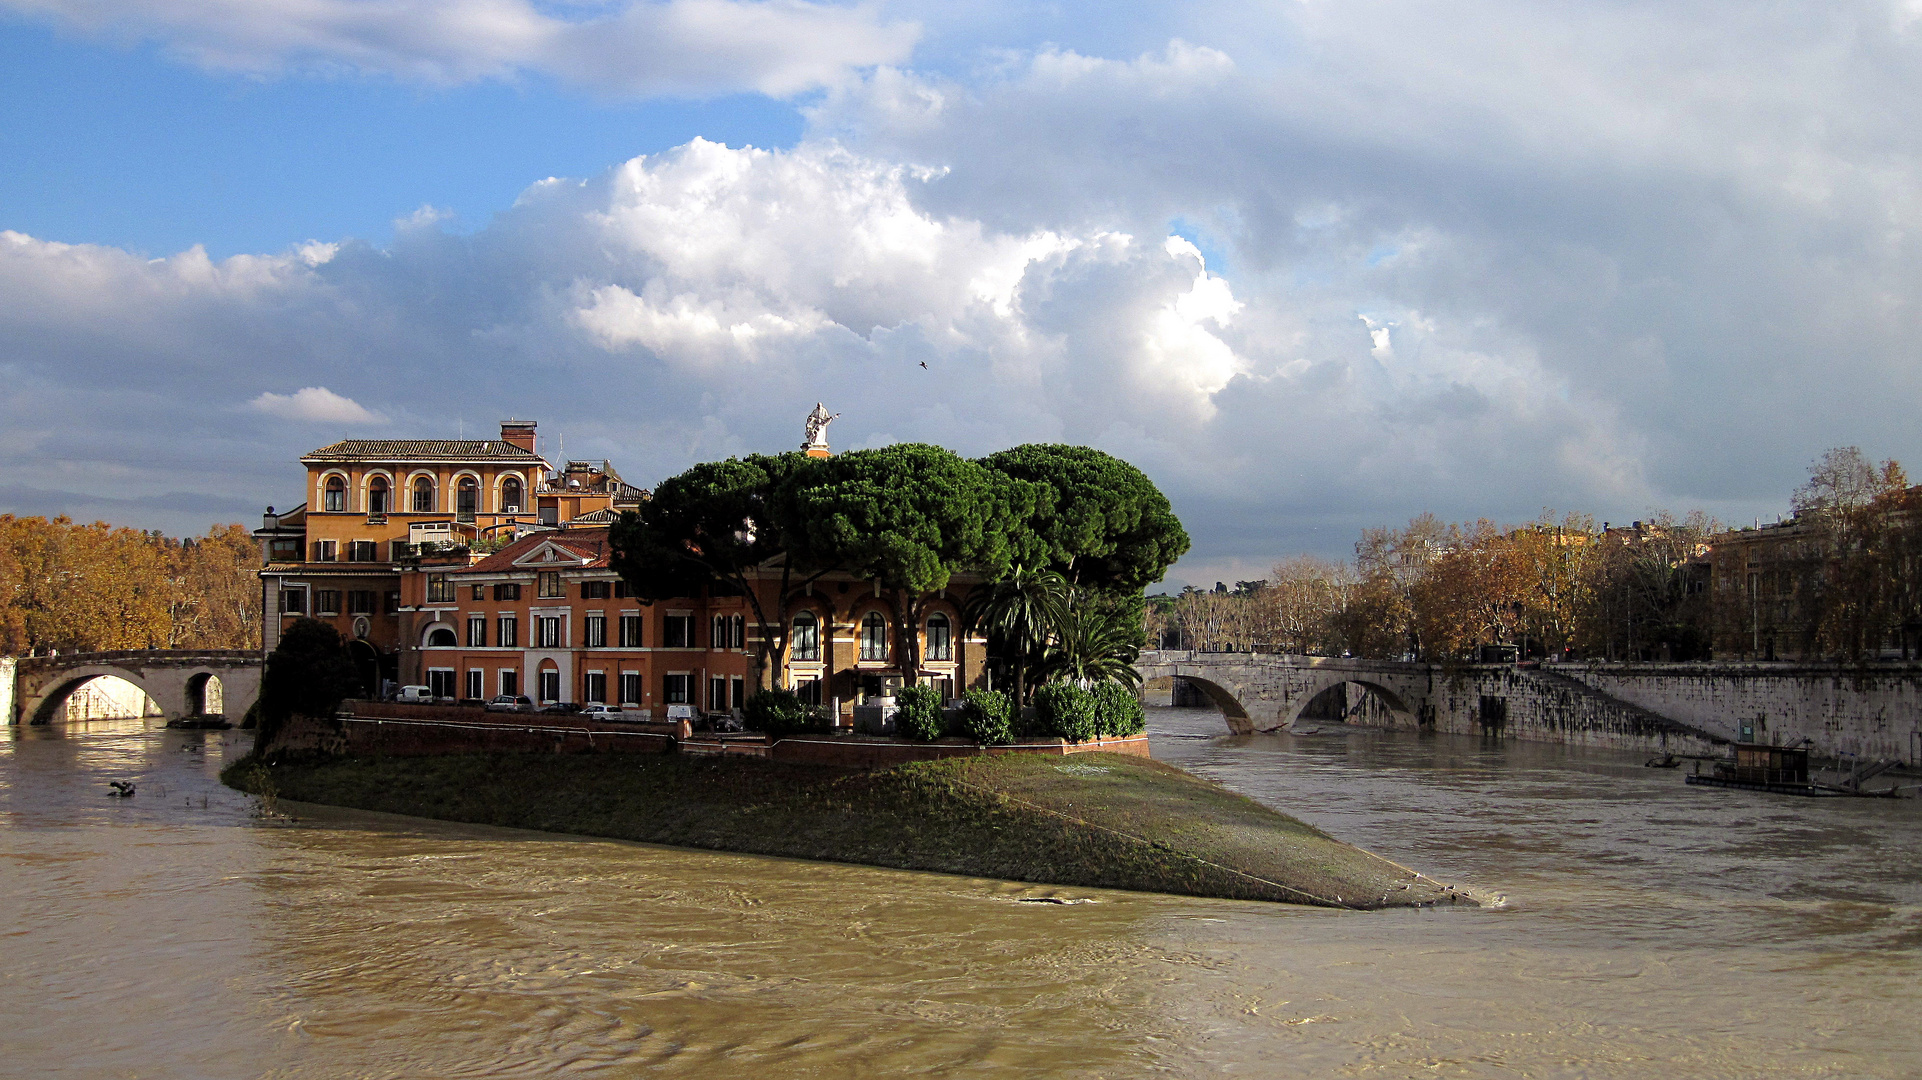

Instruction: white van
[396,685,436,703]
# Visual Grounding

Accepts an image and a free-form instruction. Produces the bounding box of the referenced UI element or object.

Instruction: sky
[4,0,1921,591]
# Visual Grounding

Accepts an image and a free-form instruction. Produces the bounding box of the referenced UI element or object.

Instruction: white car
[578,703,624,718]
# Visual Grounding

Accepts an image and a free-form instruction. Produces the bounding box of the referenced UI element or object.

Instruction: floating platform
[1684,773,1838,797]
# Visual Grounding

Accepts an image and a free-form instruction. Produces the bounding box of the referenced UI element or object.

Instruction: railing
[14,649,260,668]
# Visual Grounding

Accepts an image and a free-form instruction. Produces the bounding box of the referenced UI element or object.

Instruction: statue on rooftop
[802,403,839,451]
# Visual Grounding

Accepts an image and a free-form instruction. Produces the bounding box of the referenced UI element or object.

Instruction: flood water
[2,707,1918,1078]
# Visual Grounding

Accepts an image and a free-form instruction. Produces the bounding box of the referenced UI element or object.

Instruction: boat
[1684,742,1837,797]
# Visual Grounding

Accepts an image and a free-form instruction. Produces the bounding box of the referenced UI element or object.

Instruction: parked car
[540,701,583,715]
[578,703,624,718]
[396,685,436,703]
[484,695,535,713]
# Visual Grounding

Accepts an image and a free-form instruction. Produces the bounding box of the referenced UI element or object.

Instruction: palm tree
[963,564,1070,708]
[1037,596,1145,689]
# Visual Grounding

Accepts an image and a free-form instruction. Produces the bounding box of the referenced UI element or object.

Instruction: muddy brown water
[2,707,1917,1078]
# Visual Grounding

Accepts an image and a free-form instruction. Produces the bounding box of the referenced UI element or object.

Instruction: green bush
[894,684,944,742]
[959,688,1014,745]
[1092,681,1145,737]
[1033,682,1098,743]
[744,688,814,738]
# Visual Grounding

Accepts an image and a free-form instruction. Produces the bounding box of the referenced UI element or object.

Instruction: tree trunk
[892,588,922,688]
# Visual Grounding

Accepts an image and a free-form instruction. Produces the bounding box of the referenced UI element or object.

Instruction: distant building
[1707,517,1827,661]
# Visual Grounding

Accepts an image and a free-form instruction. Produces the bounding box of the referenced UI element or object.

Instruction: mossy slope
[229,752,1467,909]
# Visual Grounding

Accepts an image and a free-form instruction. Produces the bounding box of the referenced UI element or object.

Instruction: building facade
[254,421,644,694]
[395,527,988,719]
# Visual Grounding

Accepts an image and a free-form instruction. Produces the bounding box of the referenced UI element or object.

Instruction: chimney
[500,420,537,453]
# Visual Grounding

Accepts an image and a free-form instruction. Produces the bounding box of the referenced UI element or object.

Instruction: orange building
[255,421,644,692]
[395,526,988,719]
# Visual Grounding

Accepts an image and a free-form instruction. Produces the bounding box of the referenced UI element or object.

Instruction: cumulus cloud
[8,0,1922,585]
[249,387,386,424]
[2,0,918,96]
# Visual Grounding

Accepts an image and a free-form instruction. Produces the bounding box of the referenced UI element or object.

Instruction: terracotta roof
[301,439,545,463]
[571,507,621,523]
[457,527,611,574]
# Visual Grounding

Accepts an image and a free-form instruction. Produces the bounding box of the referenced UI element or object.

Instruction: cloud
[3,0,918,97]
[248,386,386,424]
[8,1,1922,576]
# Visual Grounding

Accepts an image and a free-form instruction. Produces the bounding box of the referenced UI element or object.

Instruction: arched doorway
[348,638,383,700]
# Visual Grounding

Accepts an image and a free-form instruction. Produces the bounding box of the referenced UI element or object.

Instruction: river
[2,707,1917,1078]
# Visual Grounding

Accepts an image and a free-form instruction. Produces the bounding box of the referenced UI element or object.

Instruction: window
[466,669,483,701]
[712,616,728,650]
[315,590,341,615]
[663,614,694,648]
[413,476,435,513]
[539,616,562,648]
[497,616,518,648]
[793,676,820,706]
[584,614,606,648]
[279,587,307,614]
[348,540,379,562]
[713,614,744,649]
[791,611,820,661]
[619,672,642,705]
[501,477,523,513]
[472,585,485,600]
[457,477,478,522]
[663,674,691,704]
[581,580,611,599]
[538,571,563,598]
[861,611,888,660]
[324,475,346,512]
[539,668,560,702]
[426,575,455,603]
[495,583,521,601]
[583,670,606,704]
[313,540,337,562]
[428,668,456,698]
[347,590,376,615]
[427,626,456,647]
[499,669,518,696]
[613,580,631,598]
[709,676,727,710]
[926,612,953,662]
[367,477,389,516]
[384,591,401,614]
[619,614,644,648]
[467,615,486,647]
[270,538,300,562]
[731,676,745,709]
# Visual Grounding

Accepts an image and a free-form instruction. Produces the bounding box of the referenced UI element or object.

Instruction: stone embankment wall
[264,703,690,758]
[1554,663,1922,761]
[769,734,1151,769]
[1426,667,1728,757]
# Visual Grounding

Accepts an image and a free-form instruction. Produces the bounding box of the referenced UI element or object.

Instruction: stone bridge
[2,650,263,726]
[1137,650,1922,761]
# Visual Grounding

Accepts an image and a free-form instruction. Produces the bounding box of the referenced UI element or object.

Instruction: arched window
[792,611,820,661]
[324,475,346,512]
[926,612,952,662]
[457,477,478,522]
[367,476,389,516]
[413,476,435,513]
[501,477,523,513]
[860,611,888,661]
[426,626,457,647]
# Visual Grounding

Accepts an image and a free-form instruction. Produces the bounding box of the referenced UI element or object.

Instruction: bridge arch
[185,672,224,716]
[1285,677,1417,729]
[9,652,264,727]
[1169,675,1255,734]
[25,671,159,726]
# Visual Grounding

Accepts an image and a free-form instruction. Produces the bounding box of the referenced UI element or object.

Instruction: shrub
[257,617,360,750]
[744,688,814,738]
[1092,681,1145,738]
[959,688,1014,745]
[895,684,944,742]
[1033,682,1098,743]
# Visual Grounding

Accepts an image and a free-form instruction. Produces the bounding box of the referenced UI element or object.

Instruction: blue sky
[4,0,1921,590]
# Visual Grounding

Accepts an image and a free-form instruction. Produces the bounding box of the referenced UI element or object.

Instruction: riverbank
[224,751,1472,908]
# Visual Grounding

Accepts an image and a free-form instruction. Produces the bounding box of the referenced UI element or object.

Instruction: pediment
[512,541,589,567]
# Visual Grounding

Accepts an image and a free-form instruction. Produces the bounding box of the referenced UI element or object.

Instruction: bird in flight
[919,361,928,369]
